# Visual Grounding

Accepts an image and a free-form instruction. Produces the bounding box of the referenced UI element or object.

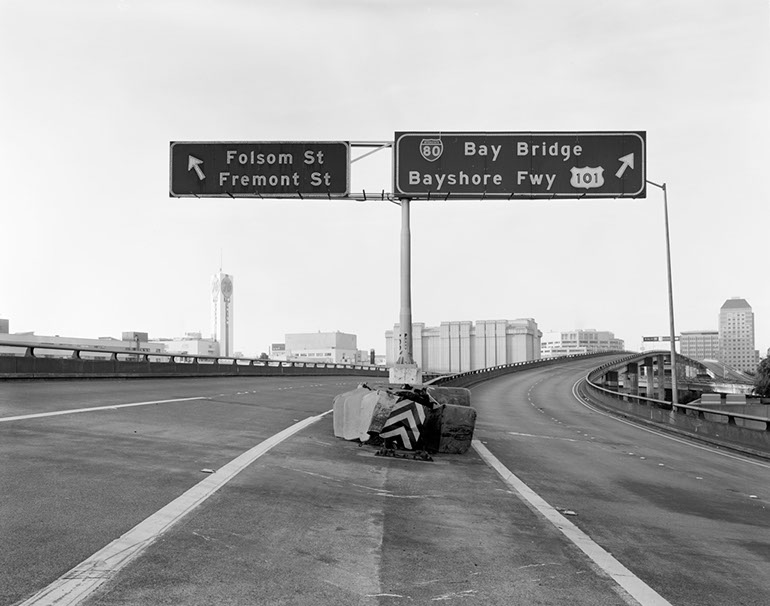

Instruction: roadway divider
[427,351,629,389]
[0,341,388,380]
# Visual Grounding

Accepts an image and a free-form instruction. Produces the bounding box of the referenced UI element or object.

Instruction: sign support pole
[648,179,679,407]
[390,197,421,384]
[397,197,414,365]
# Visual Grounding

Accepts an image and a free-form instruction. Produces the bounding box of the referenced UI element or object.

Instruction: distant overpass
[583,349,757,402]
[579,350,768,458]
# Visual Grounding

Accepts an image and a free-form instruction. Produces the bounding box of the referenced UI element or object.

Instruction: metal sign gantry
[169,132,658,389]
[170,133,646,201]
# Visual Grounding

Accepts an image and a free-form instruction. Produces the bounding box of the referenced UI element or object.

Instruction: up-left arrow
[188,155,205,180]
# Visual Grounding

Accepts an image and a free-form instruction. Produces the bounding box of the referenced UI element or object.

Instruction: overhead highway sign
[394,132,646,199]
[169,141,350,198]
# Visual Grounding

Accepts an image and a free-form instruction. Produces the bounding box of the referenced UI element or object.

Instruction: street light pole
[647,180,679,407]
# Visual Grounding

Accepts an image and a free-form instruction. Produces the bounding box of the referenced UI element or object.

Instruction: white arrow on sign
[615,153,634,179]
[188,155,205,180]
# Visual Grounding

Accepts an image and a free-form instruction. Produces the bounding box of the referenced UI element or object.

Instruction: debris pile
[333,383,477,455]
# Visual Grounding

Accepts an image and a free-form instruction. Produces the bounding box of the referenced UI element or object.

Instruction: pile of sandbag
[332,384,476,454]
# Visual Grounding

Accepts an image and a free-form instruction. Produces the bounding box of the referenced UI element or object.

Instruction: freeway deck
[2,366,768,606]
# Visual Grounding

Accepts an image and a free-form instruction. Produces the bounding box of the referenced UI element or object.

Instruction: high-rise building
[718,297,759,373]
[385,319,541,373]
[211,272,235,357]
[540,329,624,358]
[680,330,719,361]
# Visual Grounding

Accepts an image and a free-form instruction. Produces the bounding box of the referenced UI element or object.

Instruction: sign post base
[389,364,422,386]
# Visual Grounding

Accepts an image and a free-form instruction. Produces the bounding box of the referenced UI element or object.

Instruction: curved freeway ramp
[1,360,768,605]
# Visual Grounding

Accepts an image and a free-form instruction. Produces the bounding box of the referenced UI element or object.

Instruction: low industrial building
[0,325,164,359]
[150,332,220,357]
[540,329,624,358]
[276,331,360,364]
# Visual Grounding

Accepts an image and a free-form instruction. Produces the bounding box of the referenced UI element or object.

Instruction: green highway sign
[394,132,646,199]
[169,141,350,198]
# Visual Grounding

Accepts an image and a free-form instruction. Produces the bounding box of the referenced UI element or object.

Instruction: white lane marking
[473,440,672,606]
[509,431,579,443]
[0,397,208,423]
[431,589,477,601]
[16,410,332,606]
[571,379,770,470]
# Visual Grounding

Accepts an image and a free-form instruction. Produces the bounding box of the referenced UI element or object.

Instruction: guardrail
[0,340,389,380]
[582,353,769,456]
[427,351,629,388]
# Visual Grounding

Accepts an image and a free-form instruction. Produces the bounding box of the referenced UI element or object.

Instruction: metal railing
[0,339,389,379]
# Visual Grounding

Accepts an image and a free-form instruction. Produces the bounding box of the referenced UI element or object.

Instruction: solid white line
[473,440,672,606]
[571,379,770,470]
[0,397,209,423]
[16,410,333,606]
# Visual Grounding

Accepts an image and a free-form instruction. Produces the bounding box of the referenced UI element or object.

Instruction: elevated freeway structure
[1,353,768,605]
[582,349,756,402]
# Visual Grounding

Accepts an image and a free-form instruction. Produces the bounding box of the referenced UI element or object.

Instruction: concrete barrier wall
[431,352,627,389]
[697,403,770,419]
[583,382,770,457]
[0,355,388,380]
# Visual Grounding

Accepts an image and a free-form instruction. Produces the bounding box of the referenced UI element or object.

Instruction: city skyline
[2,1,768,360]
[0,267,766,362]
[2,290,762,366]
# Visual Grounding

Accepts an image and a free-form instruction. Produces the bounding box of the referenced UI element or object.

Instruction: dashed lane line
[473,440,673,606]
[15,410,333,606]
[0,397,208,423]
[508,431,579,443]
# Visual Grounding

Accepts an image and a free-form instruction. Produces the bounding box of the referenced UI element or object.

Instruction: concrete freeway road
[1,360,768,605]
[471,360,770,606]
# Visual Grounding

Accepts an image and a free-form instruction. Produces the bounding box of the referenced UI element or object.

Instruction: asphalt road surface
[1,363,768,606]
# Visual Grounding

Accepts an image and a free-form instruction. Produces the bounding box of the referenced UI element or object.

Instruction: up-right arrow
[615,153,634,179]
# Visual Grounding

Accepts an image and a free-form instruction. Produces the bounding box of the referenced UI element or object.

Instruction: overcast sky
[2,0,768,357]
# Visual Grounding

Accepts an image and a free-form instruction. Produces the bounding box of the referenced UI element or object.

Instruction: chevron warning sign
[379,399,427,450]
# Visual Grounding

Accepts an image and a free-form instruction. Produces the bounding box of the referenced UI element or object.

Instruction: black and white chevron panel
[379,399,427,450]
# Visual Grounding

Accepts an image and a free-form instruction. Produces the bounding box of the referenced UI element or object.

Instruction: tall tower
[211,272,235,357]
[718,297,759,372]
